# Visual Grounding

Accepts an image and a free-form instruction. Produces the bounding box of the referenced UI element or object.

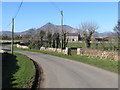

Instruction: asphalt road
[2,46,118,88]
[15,50,118,88]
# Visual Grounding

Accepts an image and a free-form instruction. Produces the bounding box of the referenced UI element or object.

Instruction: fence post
[77,48,83,55]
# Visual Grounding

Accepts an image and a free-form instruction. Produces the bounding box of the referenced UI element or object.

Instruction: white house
[67,33,81,42]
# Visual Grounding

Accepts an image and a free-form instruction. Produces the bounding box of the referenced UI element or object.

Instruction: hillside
[1,22,115,37]
[1,22,78,35]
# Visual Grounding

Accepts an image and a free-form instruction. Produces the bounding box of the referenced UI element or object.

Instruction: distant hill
[0,31,12,35]
[36,22,78,33]
[18,29,36,35]
[1,22,115,37]
[93,31,114,37]
[99,32,114,37]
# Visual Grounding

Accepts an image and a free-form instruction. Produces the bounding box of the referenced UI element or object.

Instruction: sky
[2,2,118,33]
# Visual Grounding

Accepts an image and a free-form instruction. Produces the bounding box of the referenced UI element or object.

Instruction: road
[2,46,118,88]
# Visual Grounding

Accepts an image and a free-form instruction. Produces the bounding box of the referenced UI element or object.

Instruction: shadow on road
[2,49,11,51]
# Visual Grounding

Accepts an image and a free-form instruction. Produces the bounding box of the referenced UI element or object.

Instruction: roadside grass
[2,52,36,88]
[14,46,119,73]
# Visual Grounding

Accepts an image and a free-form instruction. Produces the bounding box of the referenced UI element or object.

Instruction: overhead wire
[2,22,12,30]
[50,1,61,12]
[49,1,64,21]
[49,0,63,15]
[2,0,23,30]
[14,0,23,19]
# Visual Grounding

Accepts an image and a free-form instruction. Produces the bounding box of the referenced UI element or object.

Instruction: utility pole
[61,10,63,49]
[11,18,14,54]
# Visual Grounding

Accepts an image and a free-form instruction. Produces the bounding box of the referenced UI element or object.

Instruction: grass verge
[2,52,36,88]
[14,46,119,73]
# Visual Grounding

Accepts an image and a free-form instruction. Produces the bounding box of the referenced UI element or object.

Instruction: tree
[39,30,46,47]
[113,20,120,49]
[62,32,68,49]
[60,27,69,49]
[22,28,36,43]
[52,33,56,48]
[56,33,61,48]
[47,31,52,47]
[79,22,99,48]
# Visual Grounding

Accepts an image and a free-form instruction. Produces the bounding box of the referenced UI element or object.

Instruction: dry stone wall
[40,47,71,55]
[77,48,119,61]
[16,44,29,49]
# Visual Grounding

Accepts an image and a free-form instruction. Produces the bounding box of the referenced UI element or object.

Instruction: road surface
[16,50,118,88]
[2,46,118,88]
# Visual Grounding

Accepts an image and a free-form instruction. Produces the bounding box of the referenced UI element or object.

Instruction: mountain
[1,23,114,37]
[36,22,78,33]
[0,31,12,35]
[18,29,37,35]
[1,23,79,35]
[1,29,37,35]
[97,32,114,37]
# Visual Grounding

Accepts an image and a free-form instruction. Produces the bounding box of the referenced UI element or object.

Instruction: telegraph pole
[61,10,63,49]
[11,18,14,54]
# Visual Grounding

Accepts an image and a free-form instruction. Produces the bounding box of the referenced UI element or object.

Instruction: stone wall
[40,47,71,55]
[16,44,29,49]
[0,50,6,53]
[77,48,119,61]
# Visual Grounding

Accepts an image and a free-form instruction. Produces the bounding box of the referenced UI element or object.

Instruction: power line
[2,22,12,30]
[49,1,61,13]
[14,0,23,19]
[3,0,23,30]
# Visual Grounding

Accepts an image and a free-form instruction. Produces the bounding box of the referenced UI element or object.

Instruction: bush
[29,43,41,49]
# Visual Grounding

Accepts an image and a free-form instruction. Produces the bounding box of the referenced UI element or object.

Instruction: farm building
[67,33,81,42]
[66,33,109,42]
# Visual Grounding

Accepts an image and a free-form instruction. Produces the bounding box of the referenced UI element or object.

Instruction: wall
[67,36,78,42]
[77,48,119,61]
[16,44,29,49]
[40,47,71,55]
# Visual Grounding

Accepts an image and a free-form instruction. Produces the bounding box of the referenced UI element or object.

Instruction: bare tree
[56,33,61,48]
[22,28,36,43]
[79,22,99,48]
[60,27,69,49]
[39,30,46,47]
[62,32,68,49]
[52,33,56,48]
[47,31,52,47]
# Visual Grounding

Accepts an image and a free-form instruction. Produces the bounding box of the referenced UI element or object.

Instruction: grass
[71,50,77,55]
[0,43,11,46]
[2,52,36,88]
[14,46,119,73]
[1,40,22,42]
[67,42,118,49]
[67,42,85,48]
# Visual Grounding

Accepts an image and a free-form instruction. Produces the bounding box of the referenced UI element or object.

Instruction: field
[67,42,85,48]
[14,46,119,73]
[67,42,118,49]
[2,52,36,88]
[67,42,119,55]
